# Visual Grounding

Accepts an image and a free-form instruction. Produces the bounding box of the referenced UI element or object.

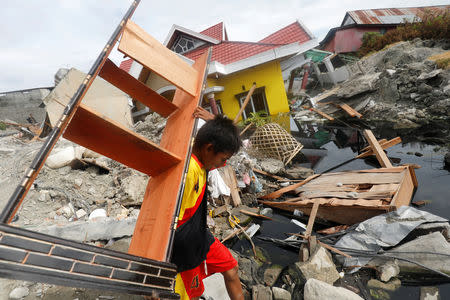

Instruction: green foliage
[0,122,6,131]
[358,10,450,57]
[242,111,270,127]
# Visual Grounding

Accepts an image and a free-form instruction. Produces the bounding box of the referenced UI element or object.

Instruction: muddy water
[235,122,450,298]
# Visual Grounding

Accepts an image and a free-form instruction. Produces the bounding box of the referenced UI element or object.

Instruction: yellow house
[120,21,318,126]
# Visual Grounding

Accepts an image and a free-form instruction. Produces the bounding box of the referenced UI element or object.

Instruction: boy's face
[201,144,233,170]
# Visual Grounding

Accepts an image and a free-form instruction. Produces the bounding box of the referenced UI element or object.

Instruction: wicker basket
[249,123,303,165]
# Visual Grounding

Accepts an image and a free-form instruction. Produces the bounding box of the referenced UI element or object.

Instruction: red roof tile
[184,41,279,65]
[200,22,224,41]
[258,22,311,45]
[119,58,133,72]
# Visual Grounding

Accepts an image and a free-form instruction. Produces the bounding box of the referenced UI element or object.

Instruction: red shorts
[175,238,237,299]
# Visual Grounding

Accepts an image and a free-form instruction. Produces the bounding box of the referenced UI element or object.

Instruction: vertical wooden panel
[118,20,198,97]
[128,50,210,261]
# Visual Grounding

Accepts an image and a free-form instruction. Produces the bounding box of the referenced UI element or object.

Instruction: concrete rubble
[303,278,363,300]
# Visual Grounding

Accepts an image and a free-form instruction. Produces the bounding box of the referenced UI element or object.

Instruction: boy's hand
[194,107,215,121]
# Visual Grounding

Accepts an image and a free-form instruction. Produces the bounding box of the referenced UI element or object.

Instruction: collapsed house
[120,20,318,127]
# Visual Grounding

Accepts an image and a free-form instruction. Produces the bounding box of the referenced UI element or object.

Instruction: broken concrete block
[420,286,440,300]
[285,166,314,180]
[119,173,147,205]
[263,265,283,286]
[295,246,340,285]
[367,278,401,292]
[88,208,107,221]
[272,287,291,300]
[75,209,87,219]
[377,260,400,282]
[202,273,230,300]
[252,284,272,300]
[46,146,83,169]
[38,190,51,202]
[9,286,29,299]
[30,216,137,242]
[259,158,285,174]
[371,232,450,276]
[304,278,363,300]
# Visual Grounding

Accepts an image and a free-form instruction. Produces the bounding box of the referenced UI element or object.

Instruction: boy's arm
[193,106,215,121]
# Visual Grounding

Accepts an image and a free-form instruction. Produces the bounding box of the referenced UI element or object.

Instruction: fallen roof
[342,5,450,26]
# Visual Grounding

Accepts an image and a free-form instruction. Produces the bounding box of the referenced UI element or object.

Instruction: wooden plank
[296,185,358,193]
[363,130,393,168]
[118,20,198,97]
[233,84,256,124]
[361,139,387,152]
[390,169,414,207]
[301,190,394,200]
[304,200,319,238]
[339,103,362,118]
[408,165,418,188]
[240,209,273,220]
[260,201,389,224]
[252,168,286,181]
[369,184,399,192]
[309,107,334,121]
[222,165,242,206]
[99,59,178,118]
[306,172,402,185]
[128,49,211,261]
[64,104,181,176]
[260,174,320,200]
[318,240,352,258]
[357,137,402,159]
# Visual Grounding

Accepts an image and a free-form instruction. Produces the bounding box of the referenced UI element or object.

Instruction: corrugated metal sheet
[347,5,449,25]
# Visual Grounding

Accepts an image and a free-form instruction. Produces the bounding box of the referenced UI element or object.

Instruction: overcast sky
[1,0,448,92]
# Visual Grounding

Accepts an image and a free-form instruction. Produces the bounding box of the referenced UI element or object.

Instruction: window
[235,87,269,120]
[171,36,196,54]
[202,100,223,115]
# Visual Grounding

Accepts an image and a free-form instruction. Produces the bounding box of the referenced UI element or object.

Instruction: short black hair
[194,115,241,154]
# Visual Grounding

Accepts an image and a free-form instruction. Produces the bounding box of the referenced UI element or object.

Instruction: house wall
[323,26,395,53]
[207,60,289,122]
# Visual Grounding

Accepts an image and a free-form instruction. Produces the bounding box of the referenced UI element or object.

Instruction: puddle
[234,121,450,298]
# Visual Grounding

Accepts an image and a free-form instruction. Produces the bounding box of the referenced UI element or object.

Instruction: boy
[171,112,244,300]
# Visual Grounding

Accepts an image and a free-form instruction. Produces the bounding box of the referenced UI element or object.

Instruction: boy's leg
[206,238,244,300]
[222,265,244,300]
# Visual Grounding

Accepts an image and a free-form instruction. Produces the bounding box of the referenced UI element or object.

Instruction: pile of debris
[294,39,450,133]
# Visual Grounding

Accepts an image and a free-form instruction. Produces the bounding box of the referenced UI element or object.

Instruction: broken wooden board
[260,174,320,200]
[338,103,362,118]
[357,137,402,159]
[363,130,393,168]
[259,166,416,224]
[221,165,242,206]
[309,107,334,121]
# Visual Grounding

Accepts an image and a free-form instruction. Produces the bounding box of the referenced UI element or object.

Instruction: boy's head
[193,115,241,170]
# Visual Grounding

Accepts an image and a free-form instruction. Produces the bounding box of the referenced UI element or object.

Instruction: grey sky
[1,0,448,92]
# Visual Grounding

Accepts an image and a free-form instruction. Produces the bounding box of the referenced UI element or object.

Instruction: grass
[358,10,450,57]
[428,51,450,69]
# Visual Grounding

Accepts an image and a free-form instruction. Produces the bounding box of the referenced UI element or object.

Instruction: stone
[373,232,450,275]
[377,260,400,282]
[252,284,272,300]
[119,173,147,205]
[89,208,107,221]
[9,286,29,299]
[284,166,314,180]
[418,83,433,94]
[263,265,283,286]
[46,146,84,169]
[379,77,400,103]
[272,287,291,300]
[259,158,285,174]
[304,278,363,300]
[74,178,83,187]
[38,190,51,202]
[367,278,401,291]
[420,286,440,300]
[75,209,87,219]
[295,246,340,285]
[203,273,230,300]
[418,69,442,81]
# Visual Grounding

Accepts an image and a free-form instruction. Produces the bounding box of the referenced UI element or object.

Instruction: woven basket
[249,123,303,165]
